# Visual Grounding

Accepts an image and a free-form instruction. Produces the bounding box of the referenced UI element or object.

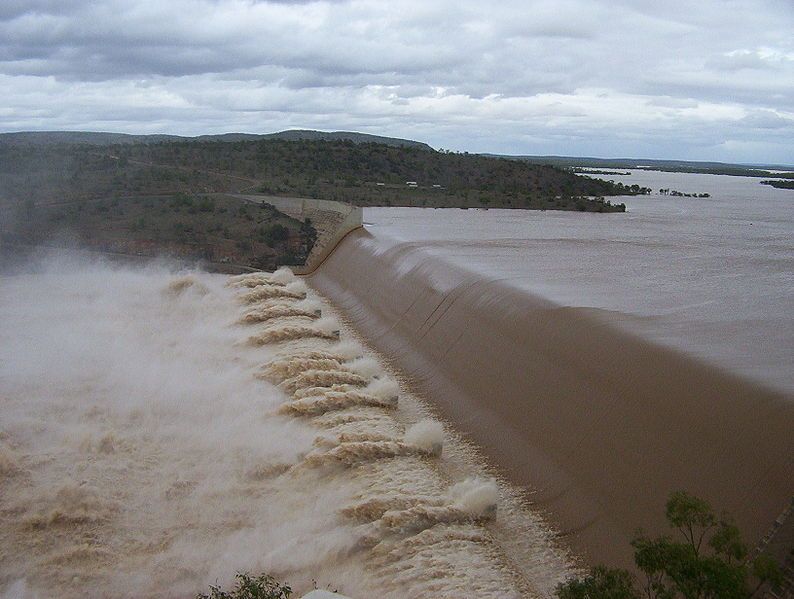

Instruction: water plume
[341,496,444,522]
[302,439,441,469]
[279,390,399,417]
[448,478,499,520]
[238,305,322,325]
[363,378,400,401]
[279,369,368,395]
[336,431,399,444]
[228,274,274,288]
[238,281,307,303]
[273,349,344,363]
[163,275,209,297]
[274,340,363,364]
[247,321,340,346]
[344,357,383,380]
[403,419,444,456]
[377,501,494,534]
[227,267,296,288]
[313,410,404,444]
[258,358,343,384]
[293,383,359,400]
[240,296,302,311]
[269,267,297,285]
[356,479,498,539]
[312,410,396,430]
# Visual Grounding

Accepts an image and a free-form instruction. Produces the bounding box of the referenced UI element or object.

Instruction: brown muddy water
[0,260,571,599]
[361,170,794,394]
[307,170,794,569]
[1,170,792,597]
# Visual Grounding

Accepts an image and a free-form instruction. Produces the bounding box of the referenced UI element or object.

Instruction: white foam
[345,357,383,380]
[364,378,400,400]
[403,420,444,454]
[448,478,499,518]
[270,267,296,285]
[0,262,570,599]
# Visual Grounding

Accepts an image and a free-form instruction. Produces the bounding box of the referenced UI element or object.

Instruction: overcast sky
[1,0,793,163]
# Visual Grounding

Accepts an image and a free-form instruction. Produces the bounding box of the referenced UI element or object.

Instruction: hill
[0,137,640,212]
[0,129,433,150]
[0,136,644,271]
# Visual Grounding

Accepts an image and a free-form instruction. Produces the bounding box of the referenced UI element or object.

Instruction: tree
[196,572,291,599]
[299,218,317,252]
[557,566,640,599]
[556,491,782,599]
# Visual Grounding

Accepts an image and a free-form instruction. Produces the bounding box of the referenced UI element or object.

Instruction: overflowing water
[0,257,570,598]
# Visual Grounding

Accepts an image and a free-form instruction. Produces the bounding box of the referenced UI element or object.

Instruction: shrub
[196,572,292,599]
[556,491,783,599]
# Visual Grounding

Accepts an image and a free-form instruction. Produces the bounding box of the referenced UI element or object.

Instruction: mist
[0,257,570,598]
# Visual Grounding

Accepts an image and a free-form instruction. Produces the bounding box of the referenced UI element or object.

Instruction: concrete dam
[307,221,794,572]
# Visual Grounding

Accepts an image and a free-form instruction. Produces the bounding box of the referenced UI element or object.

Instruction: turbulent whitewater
[0,259,569,598]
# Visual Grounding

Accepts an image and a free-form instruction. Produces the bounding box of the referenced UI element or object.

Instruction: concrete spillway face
[308,227,794,570]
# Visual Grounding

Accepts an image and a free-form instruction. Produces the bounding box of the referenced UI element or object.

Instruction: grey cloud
[0,0,793,163]
[740,109,794,130]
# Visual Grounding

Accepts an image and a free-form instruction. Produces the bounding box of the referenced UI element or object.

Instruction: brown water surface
[309,170,794,568]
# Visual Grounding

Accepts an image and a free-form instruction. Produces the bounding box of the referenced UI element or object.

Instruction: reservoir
[363,170,794,395]
[309,169,794,568]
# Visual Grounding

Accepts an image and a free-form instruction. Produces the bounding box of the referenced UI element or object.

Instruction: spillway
[0,259,572,598]
[308,225,794,570]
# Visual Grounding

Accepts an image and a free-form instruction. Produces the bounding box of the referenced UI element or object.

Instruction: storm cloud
[1,0,792,162]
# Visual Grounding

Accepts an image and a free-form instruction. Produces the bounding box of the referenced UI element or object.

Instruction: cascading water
[0,258,572,599]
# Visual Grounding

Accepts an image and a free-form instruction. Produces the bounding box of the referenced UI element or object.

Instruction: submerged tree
[557,491,783,599]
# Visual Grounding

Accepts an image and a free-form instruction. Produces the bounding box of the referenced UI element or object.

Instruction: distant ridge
[485,154,794,174]
[0,129,434,151]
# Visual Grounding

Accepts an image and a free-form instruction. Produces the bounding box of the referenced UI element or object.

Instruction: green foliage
[300,218,317,250]
[198,197,215,212]
[196,572,292,599]
[556,566,640,599]
[171,193,194,209]
[0,138,634,213]
[665,491,716,553]
[556,491,783,599]
[263,223,289,247]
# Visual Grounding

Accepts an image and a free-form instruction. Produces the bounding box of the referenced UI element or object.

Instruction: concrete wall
[234,194,363,274]
[308,227,794,571]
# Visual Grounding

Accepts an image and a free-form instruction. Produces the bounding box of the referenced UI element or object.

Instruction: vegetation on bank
[658,189,711,198]
[1,193,316,270]
[0,136,648,268]
[0,138,636,212]
[556,491,784,599]
[504,155,794,180]
[760,180,794,190]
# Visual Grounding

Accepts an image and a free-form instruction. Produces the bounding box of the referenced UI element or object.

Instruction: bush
[557,566,639,599]
[556,491,783,599]
[263,223,289,247]
[196,572,292,599]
